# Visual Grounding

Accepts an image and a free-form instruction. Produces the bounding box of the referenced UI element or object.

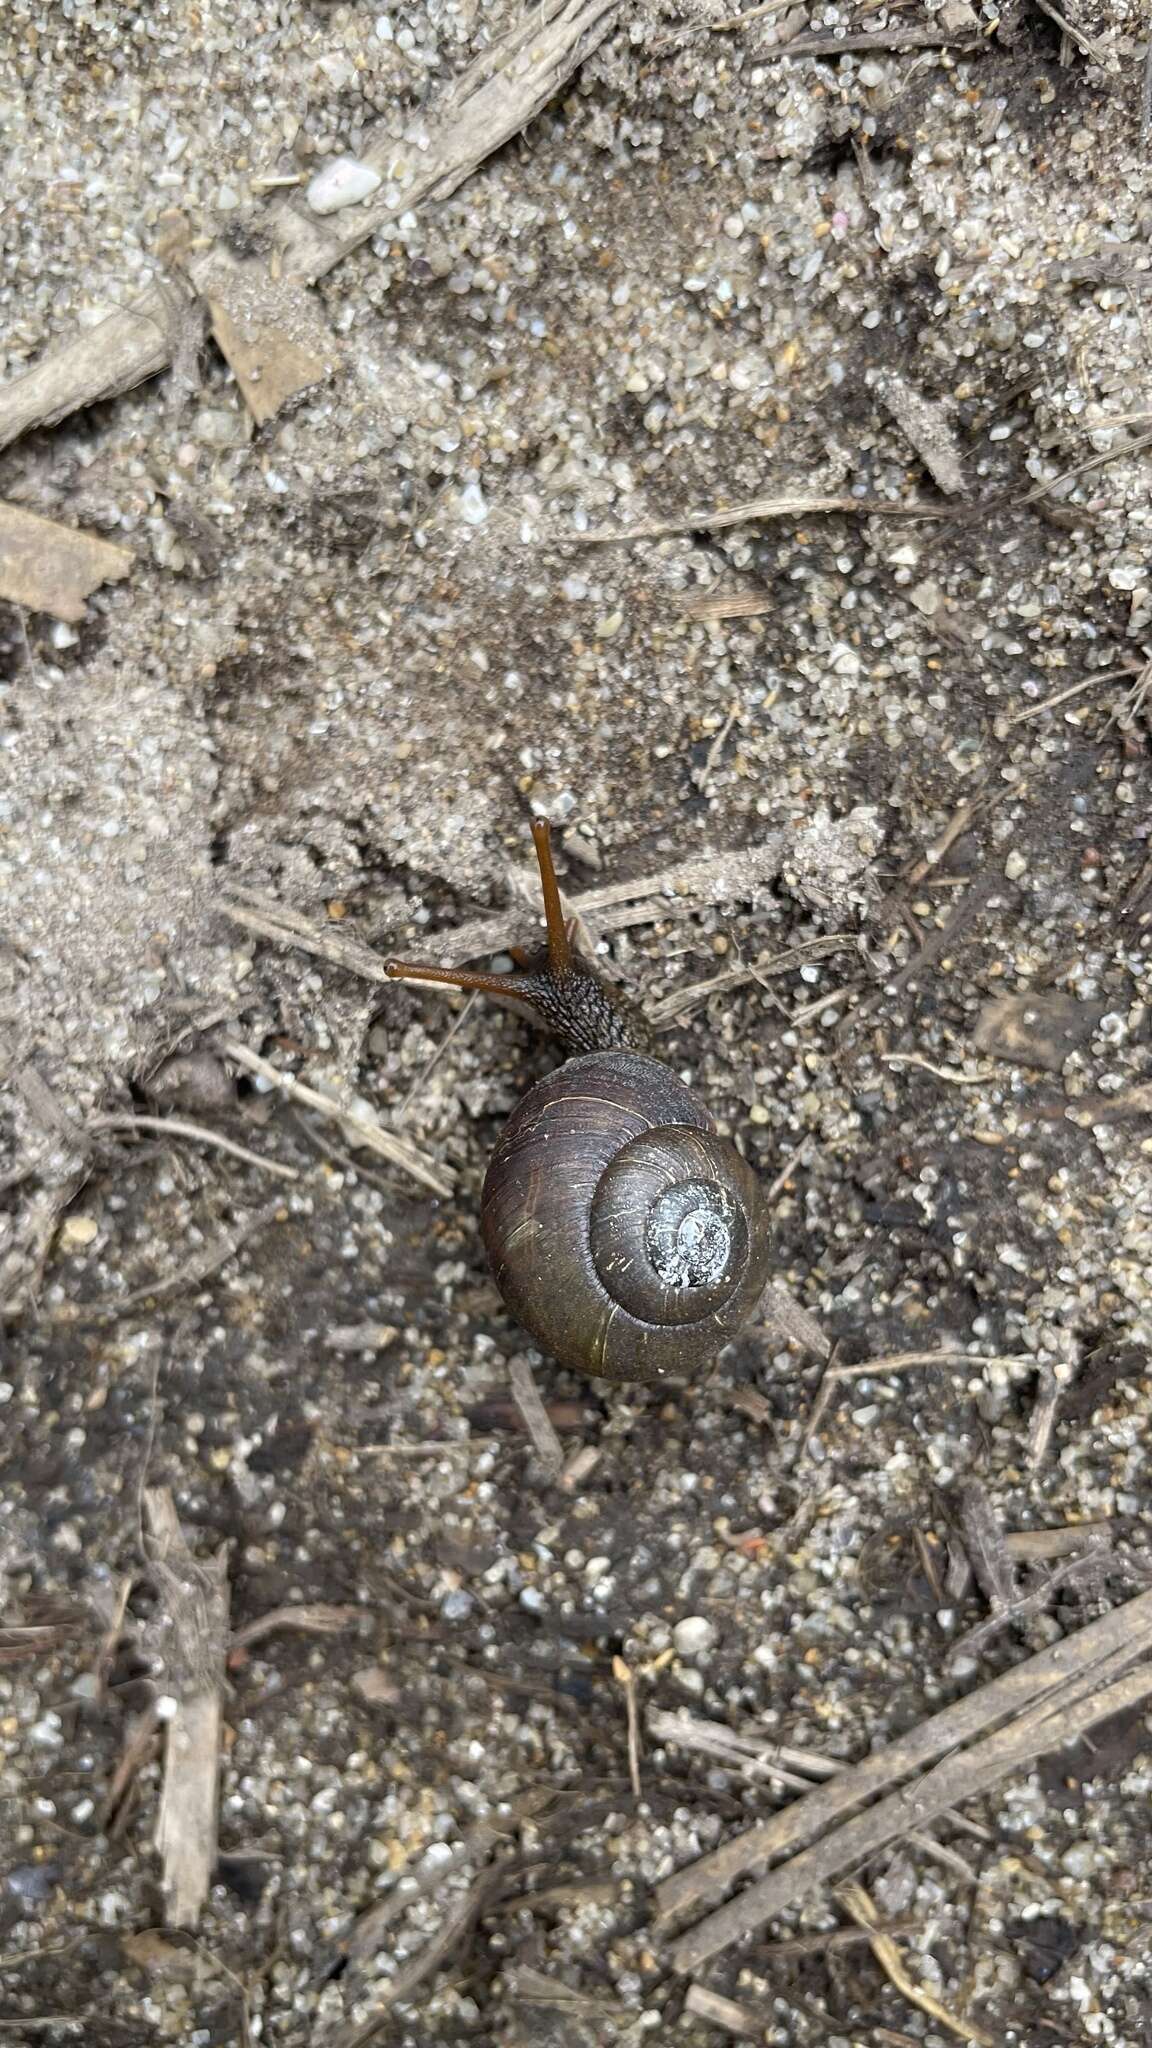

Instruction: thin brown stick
[333,1867,505,2046]
[653,1582,1152,1940]
[1014,427,1152,507]
[100,1700,163,1831]
[710,0,794,30]
[88,1112,300,1181]
[649,1709,833,1795]
[838,1882,993,2047]
[949,1551,1110,1662]
[223,832,800,983]
[1032,0,1106,62]
[1006,666,1137,725]
[761,1919,917,1963]
[781,29,987,56]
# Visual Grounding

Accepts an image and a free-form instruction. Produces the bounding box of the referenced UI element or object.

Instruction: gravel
[2,2,1152,2044]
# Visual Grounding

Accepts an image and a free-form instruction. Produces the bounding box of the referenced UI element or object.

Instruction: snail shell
[481,1049,771,1384]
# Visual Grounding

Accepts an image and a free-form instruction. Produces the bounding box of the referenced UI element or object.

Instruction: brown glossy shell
[480,1050,771,1384]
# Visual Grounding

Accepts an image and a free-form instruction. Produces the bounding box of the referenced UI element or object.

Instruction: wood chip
[206,264,338,424]
[682,589,773,622]
[973,992,1106,1073]
[878,373,968,496]
[0,502,133,621]
[683,1983,763,2035]
[143,1488,230,1930]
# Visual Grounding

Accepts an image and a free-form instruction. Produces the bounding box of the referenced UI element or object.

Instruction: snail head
[385,818,652,1057]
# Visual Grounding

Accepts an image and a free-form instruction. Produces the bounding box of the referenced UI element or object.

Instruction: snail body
[386,822,772,1384]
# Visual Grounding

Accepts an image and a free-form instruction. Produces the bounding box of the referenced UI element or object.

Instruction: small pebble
[306,157,383,215]
[672,1616,717,1658]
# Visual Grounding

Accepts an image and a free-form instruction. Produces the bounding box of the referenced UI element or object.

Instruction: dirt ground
[3,1,1152,2043]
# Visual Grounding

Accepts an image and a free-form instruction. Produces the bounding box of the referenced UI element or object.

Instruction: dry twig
[223,830,804,986]
[230,1603,363,1652]
[88,1112,300,1182]
[658,1583,1152,1969]
[838,1882,993,2046]
[507,1356,565,1480]
[614,1656,643,1799]
[59,1194,285,1321]
[333,1867,505,2046]
[828,1349,1030,1382]
[572,493,954,546]
[222,1041,451,1198]
[1032,0,1106,62]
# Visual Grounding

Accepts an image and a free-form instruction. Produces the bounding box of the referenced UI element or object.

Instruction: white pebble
[458,482,488,526]
[672,1615,717,1659]
[306,157,383,216]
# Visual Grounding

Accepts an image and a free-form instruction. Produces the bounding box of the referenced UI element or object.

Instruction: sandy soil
[2,2,1152,2043]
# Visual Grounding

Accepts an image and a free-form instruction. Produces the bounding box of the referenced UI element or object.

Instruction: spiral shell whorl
[480,1051,771,1384]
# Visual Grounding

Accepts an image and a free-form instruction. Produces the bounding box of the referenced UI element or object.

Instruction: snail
[384,820,772,1384]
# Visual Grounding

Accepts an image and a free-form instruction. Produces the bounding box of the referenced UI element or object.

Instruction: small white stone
[672,1615,716,1658]
[1004,849,1028,881]
[458,482,487,526]
[306,156,383,216]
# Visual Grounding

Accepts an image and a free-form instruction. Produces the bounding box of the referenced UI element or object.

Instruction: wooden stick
[654,1582,1152,1939]
[0,0,621,451]
[143,1488,230,1930]
[664,1655,1152,1973]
